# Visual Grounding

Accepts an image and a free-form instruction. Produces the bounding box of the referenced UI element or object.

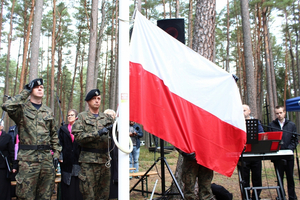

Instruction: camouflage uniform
[2,89,61,200]
[72,110,113,200]
[182,156,215,200]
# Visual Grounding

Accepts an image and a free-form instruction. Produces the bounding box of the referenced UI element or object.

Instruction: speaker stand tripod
[130,139,184,199]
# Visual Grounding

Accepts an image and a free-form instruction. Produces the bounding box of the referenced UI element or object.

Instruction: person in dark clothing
[241,104,264,200]
[129,121,143,174]
[7,125,19,198]
[269,106,298,200]
[0,121,15,200]
[58,109,83,200]
[104,109,118,199]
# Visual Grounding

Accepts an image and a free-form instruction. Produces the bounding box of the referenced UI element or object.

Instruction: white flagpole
[118,0,130,199]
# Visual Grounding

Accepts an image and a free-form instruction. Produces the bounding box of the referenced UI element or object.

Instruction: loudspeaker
[157,19,185,44]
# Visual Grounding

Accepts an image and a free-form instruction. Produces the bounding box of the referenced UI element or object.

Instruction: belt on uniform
[81,147,106,153]
[19,145,52,150]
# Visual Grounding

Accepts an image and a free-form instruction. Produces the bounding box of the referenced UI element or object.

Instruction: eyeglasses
[67,114,75,117]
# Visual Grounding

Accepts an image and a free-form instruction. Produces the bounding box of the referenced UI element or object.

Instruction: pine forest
[0,0,299,130]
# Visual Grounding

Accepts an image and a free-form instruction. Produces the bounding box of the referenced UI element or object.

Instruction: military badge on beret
[85,89,101,101]
[31,78,44,87]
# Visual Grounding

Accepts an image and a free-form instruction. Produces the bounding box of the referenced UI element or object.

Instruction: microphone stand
[262,124,300,184]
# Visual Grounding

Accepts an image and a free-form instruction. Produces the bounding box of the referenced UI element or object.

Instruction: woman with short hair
[58,109,83,200]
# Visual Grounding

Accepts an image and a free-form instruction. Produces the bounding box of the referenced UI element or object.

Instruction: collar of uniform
[25,99,47,112]
[87,109,99,118]
[87,110,106,119]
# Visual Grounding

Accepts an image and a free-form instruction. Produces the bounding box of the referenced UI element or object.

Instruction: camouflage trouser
[15,160,55,200]
[182,157,215,200]
[78,162,110,200]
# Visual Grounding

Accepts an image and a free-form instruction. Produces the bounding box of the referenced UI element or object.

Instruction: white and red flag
[129,11,246,177]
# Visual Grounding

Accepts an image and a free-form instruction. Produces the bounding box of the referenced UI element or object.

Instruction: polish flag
[129,11,246,177]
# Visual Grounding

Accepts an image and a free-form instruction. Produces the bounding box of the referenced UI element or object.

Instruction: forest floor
[129,146,300,200]
[48,145,300,200]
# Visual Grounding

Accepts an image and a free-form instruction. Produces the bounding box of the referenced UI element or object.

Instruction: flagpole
[118,0,130,199]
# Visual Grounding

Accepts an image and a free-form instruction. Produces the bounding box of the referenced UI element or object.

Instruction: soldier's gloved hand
[24,80,35,93]
[106,124,113,131]
[98,124,113,136]
[98,127,110,136]
[53,158,59,170]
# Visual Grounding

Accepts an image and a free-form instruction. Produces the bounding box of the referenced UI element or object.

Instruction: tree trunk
[266,17,277,107]
[85,0,98,111]
[284,36,289,108]
[175,0,179,18]
[94,0,106,89]
[84,0,90,30]
[13,38,22,97]
[68,31,81,112]
[79,47,85,112]
[262,6,275,120]
[109,6,115,109]
[188,0,193,48]
[19,0,35,92]
[30,0,43,80]
[0,0,4,56]
[285,11,297,100]
[236,8,243,98]
[225,0,230,72]
[162,0,166,19]
[4,0,15,99]
[169,0,171,18]
[240,0,257,117]
[192,0,216,62]
[46,35,50,106]
[51,0,56,111]
[169,1,216,198]
[3,0,16,129]
[101,38,109,112]
[256,3,263,120]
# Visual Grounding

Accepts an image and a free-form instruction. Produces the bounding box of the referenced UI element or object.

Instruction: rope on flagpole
[112,117,133,154]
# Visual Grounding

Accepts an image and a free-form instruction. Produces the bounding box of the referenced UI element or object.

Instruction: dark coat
[58,124,81,173]
[269,118,298,151]
[0,131,14,169]
[130,123,143,149]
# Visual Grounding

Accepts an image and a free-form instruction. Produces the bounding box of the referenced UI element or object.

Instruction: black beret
[31,78,43,87]
[85,89,101,101]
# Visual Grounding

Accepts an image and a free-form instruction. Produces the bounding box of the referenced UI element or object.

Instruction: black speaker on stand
[157,18,185,44]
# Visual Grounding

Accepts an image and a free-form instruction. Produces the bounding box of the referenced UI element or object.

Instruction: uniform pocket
[78,170,88,196]
[85,119,96,126]
[25,111,35,120]
[78,171,86,182]
[15,173,23,184]
[15,173,30,198]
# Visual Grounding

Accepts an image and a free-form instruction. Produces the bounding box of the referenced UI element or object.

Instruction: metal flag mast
[118,1,130,199]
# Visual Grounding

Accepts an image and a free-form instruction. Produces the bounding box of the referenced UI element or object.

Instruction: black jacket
[58,125,81,173]
[269,118,298,151]
[0,131,14,169]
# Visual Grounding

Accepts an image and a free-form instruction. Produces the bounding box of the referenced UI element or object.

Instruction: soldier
[72,89,114,199]
[2,78,61,200]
